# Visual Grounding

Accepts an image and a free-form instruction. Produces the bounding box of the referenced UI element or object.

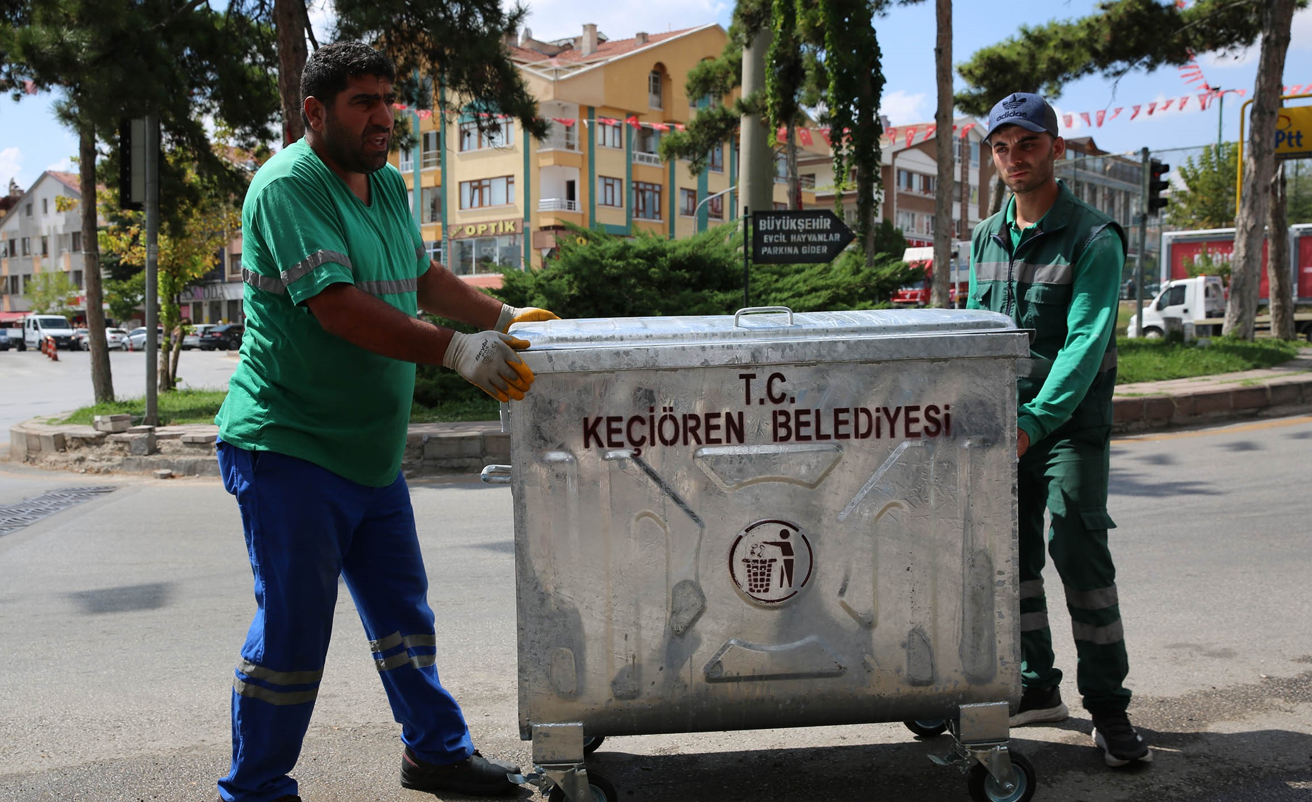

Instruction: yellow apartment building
[392,23,819,287]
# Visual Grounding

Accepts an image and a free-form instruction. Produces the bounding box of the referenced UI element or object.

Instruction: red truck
[893,243,970,307]
[1161,224,1312,302]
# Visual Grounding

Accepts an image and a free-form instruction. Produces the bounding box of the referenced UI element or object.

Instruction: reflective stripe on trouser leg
[341,471,473,765]
[1017,450,1061,692]
[1042,426,1132,713]
[216,444,369,802]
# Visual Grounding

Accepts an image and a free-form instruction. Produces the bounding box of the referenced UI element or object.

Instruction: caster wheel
[582,735,605,755]
[967,750,1036,802]
[548,770,617,802]
[904,719,949,738]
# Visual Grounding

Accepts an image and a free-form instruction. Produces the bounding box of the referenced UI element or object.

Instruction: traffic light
[1148,159,1170,215]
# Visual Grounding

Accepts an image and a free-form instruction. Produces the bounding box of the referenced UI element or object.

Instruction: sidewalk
[8,349,1312,477]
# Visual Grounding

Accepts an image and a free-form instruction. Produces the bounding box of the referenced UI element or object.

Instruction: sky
[3,0,1311,193]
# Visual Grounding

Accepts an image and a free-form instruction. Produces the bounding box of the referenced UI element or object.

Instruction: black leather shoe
[400,746,521,797]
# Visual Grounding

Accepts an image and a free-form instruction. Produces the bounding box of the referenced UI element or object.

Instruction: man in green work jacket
[968,92,1152,767]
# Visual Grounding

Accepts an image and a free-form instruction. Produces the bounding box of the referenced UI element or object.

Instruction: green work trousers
[1017,423,1132,714]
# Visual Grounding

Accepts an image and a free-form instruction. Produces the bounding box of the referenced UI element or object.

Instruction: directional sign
[752,210,856,264]
[1275,106,1312,161]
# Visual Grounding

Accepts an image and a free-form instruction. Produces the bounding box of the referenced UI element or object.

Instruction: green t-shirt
[216,139,427,486]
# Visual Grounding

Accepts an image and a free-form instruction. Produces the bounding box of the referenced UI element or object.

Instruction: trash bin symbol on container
[730,519,814,605]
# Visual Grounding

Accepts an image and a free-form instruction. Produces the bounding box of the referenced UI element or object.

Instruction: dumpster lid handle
[734,306,795,328]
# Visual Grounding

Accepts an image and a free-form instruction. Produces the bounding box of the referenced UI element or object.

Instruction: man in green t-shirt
[214,42,555,802]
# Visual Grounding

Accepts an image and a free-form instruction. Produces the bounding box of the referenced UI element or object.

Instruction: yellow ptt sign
[1275,106,1312,160]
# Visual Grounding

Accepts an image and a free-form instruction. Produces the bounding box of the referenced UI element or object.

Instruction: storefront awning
[0,310,28,322]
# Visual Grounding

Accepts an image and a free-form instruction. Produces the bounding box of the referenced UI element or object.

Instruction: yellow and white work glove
[443,330,535,402]
[496,304,560,333]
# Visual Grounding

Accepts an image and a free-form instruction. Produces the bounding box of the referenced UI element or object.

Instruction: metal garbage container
[485,307,1034,802]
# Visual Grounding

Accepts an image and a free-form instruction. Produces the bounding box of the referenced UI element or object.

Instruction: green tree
[104,272,146,327]
[1165,143,1239,231]
[26,270,79,318]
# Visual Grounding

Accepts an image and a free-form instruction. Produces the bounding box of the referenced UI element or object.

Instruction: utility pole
[144,114,159,426]
[1135,146,1149,338]
[738,25,774,218]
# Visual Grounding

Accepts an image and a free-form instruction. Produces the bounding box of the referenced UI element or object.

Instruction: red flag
[904,127,916,147]
[922,125,936,141]
[417,109,432,120]
[673,123,685,131]
[1095,110,1106,127]
[1079,112,1092,127]
[1196,94,1210,111]
[819,128,831,145]
[625,115,640,127]
[1130,105,1142,120]
[598,117,619,125]
[552,117,576,127]
[650,122,670,132]
[1109,107,1123,121]
[958,123,976,139]
[1179,96,1190,111]
[776,126,787,141]
[885,126,898,142]
[1161,99,1174,111]
[798,127,813,146]
[1062,114,1074,128]
[1147,102,1158,115]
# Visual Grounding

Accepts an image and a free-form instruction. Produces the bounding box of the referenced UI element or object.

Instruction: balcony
[538,198,581,213]
[633,151,662,167]
[540,127,578,152]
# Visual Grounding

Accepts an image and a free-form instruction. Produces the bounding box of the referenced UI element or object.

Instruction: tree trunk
[1268,163,1295,339]
[80,123,114,403]
[739,25,774,220]
[786,121,800,210]
[931,0,953,308]
[990,175,1006,216]
[1225,0,1295,339]
[856,63,877,265]
[275,0,310,146]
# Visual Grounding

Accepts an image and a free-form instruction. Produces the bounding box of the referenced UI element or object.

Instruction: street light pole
[695,185,737,223]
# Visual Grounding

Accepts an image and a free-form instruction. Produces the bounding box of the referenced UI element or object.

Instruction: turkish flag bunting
[598,117,619,125]
[650,122,670,131]
[552,117,575,127]
[1062,114,1074,128]
[885,126,898,141]
[417,110,432,120]
[1161,99,1174,111]
[1131,105,1142,120]
[1109,107,1123,121]
[922,125,936,141]
[798,127,813,146]
[819,128,831,145]
[1147,102,1158,115]
[673,123,685,131]
[777,126,787,141]
[904,127,917,147]
[1096,110,1106,127]
[958,123,975,139]
[625,116,640,127]
[1080,112,1092,127]
[1179,96,1190,111]
[1197,95,1209,111]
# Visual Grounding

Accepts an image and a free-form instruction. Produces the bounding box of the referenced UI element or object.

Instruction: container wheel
[967,750,1036,802]
[582,735,605,755]
[547,771,618,802]
[904,719,949,738]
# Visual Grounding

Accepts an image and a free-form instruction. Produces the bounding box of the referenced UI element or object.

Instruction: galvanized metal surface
[506,310,1026,741]
[0,487,116,538]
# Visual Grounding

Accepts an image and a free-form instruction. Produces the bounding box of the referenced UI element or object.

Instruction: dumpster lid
[510,307,1015,350]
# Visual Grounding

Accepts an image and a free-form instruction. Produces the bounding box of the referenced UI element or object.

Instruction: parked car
[199,323,244,351]
[127,326,164,351]
[183,323,217,350]
[72,328,90,350]
[80,327,130,351]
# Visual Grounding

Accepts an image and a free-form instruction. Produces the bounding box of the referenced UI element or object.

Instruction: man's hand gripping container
[483,308,1035,802]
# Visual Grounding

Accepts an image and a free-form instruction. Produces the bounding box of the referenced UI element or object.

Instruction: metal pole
[742,206,751,309]
[1135,146,1149,338]
[1216,92,1224,150]
[144,113,160,426]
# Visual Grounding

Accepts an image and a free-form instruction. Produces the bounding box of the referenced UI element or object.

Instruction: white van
[23,314,78,350]
[1126,276,1226,339]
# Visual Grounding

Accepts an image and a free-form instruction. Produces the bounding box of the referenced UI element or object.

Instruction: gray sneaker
[1010,685,1070,727]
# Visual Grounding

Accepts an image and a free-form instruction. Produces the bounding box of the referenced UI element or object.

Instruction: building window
[72,269,83,288]
[421,131,440,169]
[597,121,623,149]
[228,251,242,278]
[425,240,442,266]
[42,198,48,214]
[6,238,14,257]
[41,236,48,256]
[680,188,696,217]
[708,145,723,173]
[897,169,913,191]
[634,181,662,220]
[399,144,414,172]
[8,275,17,294]
[422,186,442,223]
[708,194,724,219]
[459,175,515,209]
[599,176,623,208]
[460,119,514,151]
[774,201,788,210]
[970,185,979,206]
[451,234,522,276]
[21,237,30,256]
[648,71,662,110]
[920,175,936,195]
[25,203,32,216]
[896,210,915,234]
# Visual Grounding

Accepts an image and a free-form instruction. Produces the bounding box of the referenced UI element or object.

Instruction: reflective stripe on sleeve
[281,250,353,285]
[1019,579,1045,600]
[1020,612,1050,632]
[1065,584,1119,610]
[357,278,419,296]
[236,659,324,686]
[243,268,286,295]
[1071,620,1125,645]
[233,678,319,706]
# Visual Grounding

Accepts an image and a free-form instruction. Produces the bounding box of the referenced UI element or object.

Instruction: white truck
[22,313,78,350]
[1127,275,1312,340]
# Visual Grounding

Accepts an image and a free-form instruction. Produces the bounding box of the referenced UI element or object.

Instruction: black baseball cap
[984,92,1060,142]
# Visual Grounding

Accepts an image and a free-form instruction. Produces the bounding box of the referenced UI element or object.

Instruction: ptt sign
[1275,106,1312,161]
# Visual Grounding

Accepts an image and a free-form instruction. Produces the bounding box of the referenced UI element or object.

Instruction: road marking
[1115,415,1312,444]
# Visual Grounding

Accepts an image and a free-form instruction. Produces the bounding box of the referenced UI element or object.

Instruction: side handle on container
[480,464,512,485]
[734,306,795,327]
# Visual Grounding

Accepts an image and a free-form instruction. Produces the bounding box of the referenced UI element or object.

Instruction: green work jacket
[967,180,1126,444]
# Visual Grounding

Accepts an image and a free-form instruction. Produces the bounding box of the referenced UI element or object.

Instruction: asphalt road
[0,348,241,446]
[1,416,1310,801]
